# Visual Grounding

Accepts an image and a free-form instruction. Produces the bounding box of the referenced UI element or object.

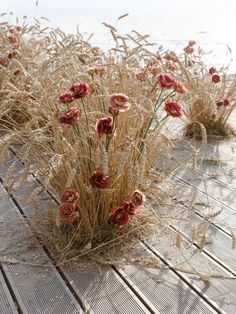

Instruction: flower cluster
[58,82,90,104]
[109,190,145,228]
[208,67,221,83]
[216,99,230,107]
[59,107,80,125]
[58,188,79,224]
[183,40,196,54]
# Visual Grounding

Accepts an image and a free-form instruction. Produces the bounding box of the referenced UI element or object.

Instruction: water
[1,0,236,70]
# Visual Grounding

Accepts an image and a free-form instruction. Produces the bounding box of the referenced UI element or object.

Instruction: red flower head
[59,202,77,224]
[212,74,221,83]
[95,116,114,136]
[58,91,74,104]
[164,100,183,117]
[135,70,149,81]
[150,65,161,75]
[70,82,90,99]
[121,200,139,216]
[109,93,130,112]
[216,99,224,107]
[223,99,230,106]
[132,190,146,206]
[94,66,107,76]
[209,67,217,75]
[0,56,8,66]
[13,69,20,76]
[188,40,196,46]
[156,73,176,89]
[61,188,79,203]
[8,50,17,59]
[89,171,109,189]
[165,51,178,62]
[109,206,130,228]
[166,61,177,71]
[183,46,194,54]
[59,107,80,125]
[174,81,187,94]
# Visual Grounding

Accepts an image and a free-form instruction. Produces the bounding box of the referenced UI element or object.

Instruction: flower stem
[81,99,92,172]
[155,90,175,112]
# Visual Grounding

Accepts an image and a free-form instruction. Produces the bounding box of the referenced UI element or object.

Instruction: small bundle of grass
[0,19,191,264]
[176,41,236,140]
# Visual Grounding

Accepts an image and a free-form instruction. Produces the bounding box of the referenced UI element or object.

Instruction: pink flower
[165,52,178,62]
[61,188,79,203]
[7,51,17,59]
[58,91,74,104]
[164,100,183,117]
[0,56,8,66]
[132,190,146,206]
[121,200,139,216]
[89,171,109,189]
[212,74,221,83]
[59,203,77,224]
[109,93,130,112]
[166,61,177,71]
[216,99,224,107]
[70,82,89,99]
[94,66,107,76]
[174,81,187,94]
[188,40,196,46]
[209,67,217,75]
[109,206,130,228]
[156,73,176,89]
[149,65,161,75]
[135,70,149,81]
[183,46,194,54]
[59,107,80,125]
[8,26,21,34]
[96,116,114,136]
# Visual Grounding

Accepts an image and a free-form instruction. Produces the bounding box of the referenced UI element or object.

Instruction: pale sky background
[1,0,236,69]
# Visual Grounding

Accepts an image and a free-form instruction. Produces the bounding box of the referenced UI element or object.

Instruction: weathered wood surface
[1,136,236,313]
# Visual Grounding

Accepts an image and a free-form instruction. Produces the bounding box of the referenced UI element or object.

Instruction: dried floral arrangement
[176,40,236,139]
[1,18,233,269]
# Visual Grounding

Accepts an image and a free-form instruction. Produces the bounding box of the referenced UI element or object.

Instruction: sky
[1,0,236,68]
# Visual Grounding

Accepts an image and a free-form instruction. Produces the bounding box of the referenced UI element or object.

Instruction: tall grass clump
[1,19,224,266]
[176,41,236,139]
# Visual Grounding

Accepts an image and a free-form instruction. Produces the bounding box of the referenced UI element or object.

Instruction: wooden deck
[1,126,236,313]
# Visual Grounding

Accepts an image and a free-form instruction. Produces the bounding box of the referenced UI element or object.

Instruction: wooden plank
[0,184,83,314]
[0,271,18,314]
[144,230,236,314]
[175,167,236,215]
[115,245,218,314]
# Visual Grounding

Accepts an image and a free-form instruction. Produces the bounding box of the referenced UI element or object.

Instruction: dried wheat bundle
[175,41,236,139]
